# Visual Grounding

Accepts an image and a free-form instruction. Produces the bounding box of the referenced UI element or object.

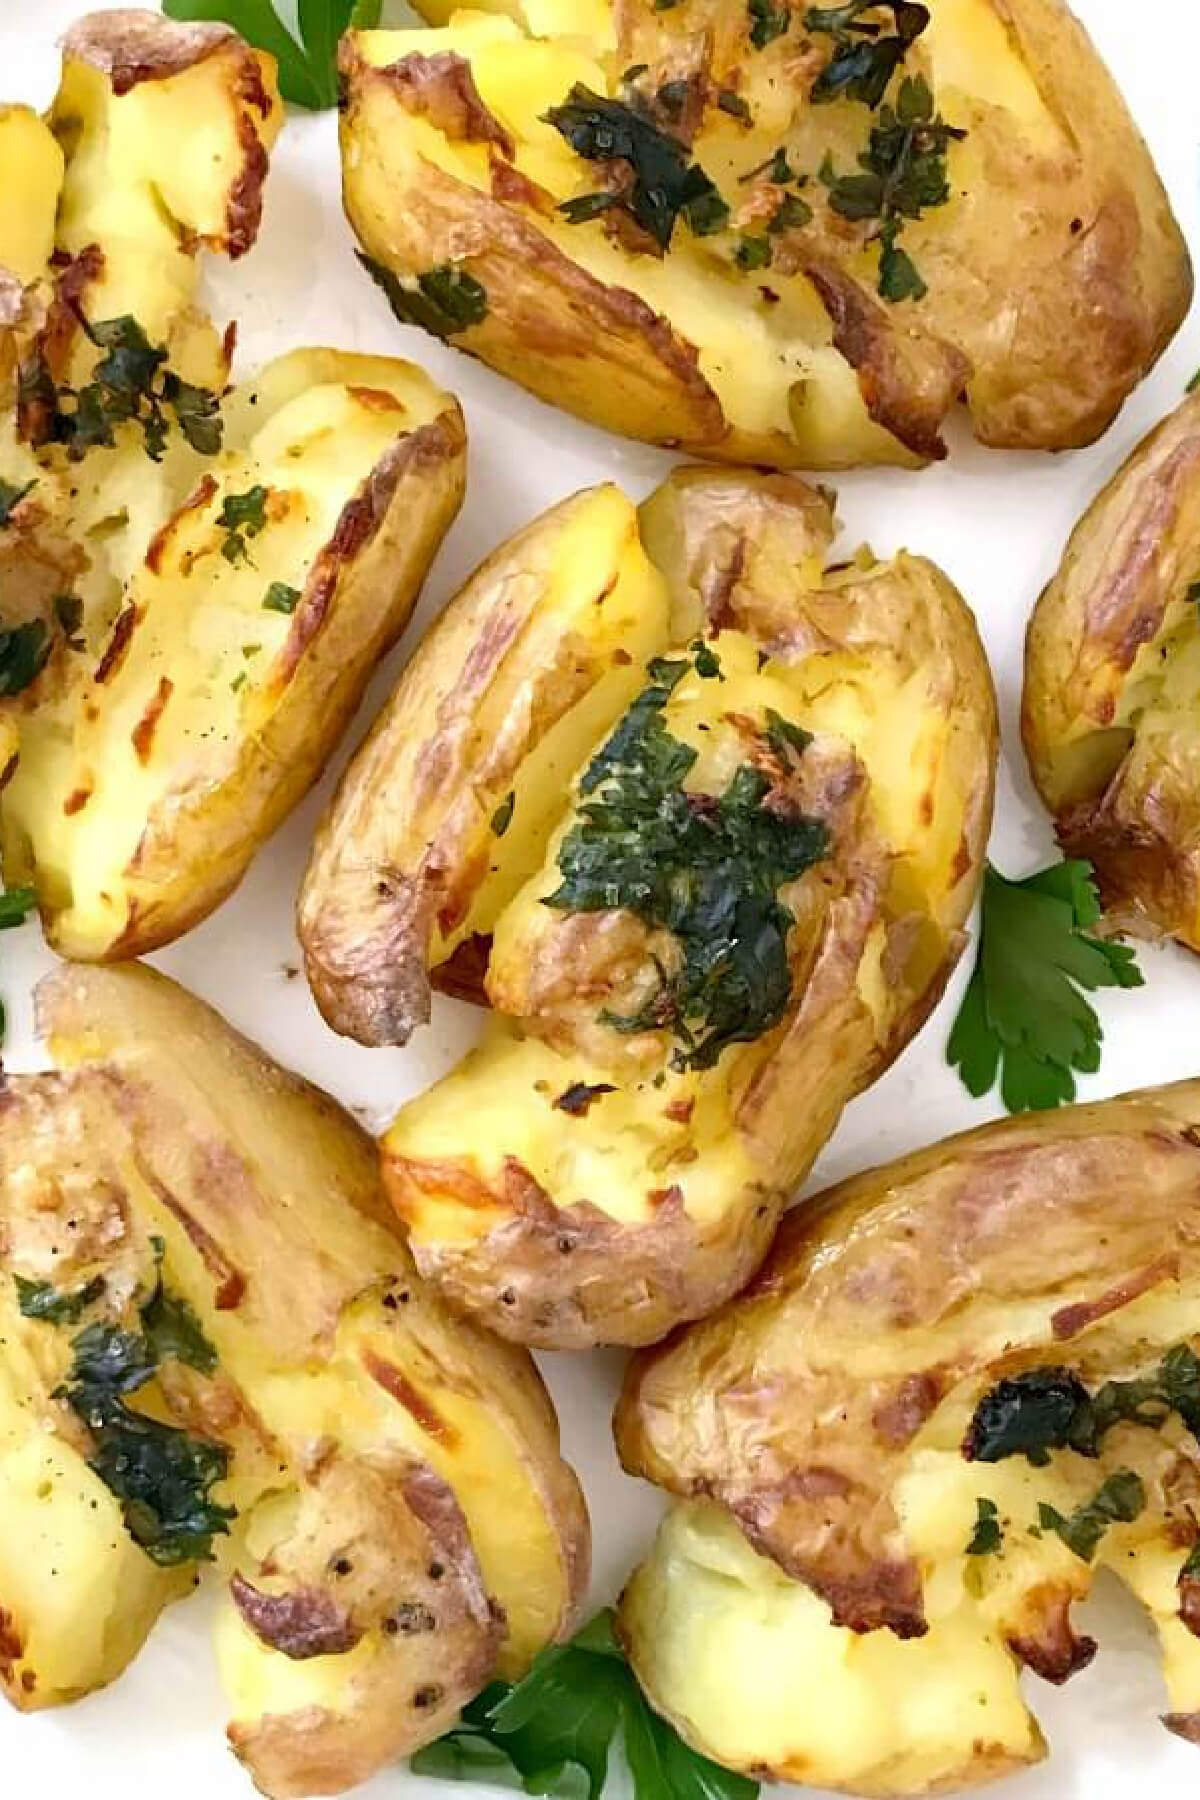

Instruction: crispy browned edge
[61,9,239,93]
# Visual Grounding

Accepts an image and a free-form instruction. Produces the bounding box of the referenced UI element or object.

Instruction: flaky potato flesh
[337,0,1190,469]
[1024,392,1200,950]
[301,466,997,1348]
[0,964,587,1798]
[0,14,466,960]
[617,1083,1200,1795]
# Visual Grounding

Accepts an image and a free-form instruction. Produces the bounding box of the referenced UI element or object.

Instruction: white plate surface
[1,3,1198,1794]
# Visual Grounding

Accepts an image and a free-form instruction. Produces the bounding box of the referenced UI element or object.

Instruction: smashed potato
[1024,391,1200,951]
[0,12,466,959]
[337,0,1190,469]
[299,467,997,1348]
[618,1083,1200,1794]
[0,962,587,1799]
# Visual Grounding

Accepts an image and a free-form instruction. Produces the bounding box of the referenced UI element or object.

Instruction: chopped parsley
[0,477,35,527]
[947,859,1143,1114]
[490,792,516,838]
[966,1496,1002,1557]
[51,1252,230,1565]
[0,621,50,697]
[964,1346,1200,1468]
[163,0,382,111]
[263,581,301,615]
[819,74,965,302]
[218,485,269,565]
[1038,1470,1145,1564]
[358,255,488,337]
[14,1273,106,1325]
[748,0,791,48]
[741,147,797,186]
[545,86,730,252]
[545,652,828,1071]
[20,315,222,462]
[805,1,930,109]
[413,1608,758,1800]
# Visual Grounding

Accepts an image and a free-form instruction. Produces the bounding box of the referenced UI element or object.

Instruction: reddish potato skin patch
[363,1351,459,1447]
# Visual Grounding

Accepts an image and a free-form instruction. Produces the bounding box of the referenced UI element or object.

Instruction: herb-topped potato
[617,1084,1200,1794]
[299,467,997,1348]
[0,11,466,960]
[1023,392,1200,953]
[0,961,587,1799]
[336,0,1190,469]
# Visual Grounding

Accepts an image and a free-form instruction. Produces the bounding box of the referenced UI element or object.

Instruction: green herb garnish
[263,581,301,615]
[964,1346,1200,1468]
[741,147,796,185]
[358,254,489,337]
[218,485,269,564]
[545,86,730,251]
[819,74,965,302]
[748,0,791,49]
[947,859,1143,1114]
[0,477,35,527]
[163,0,382,109]
[53,593,85,648]
[24,315,222,462]
[413,1608,758,1800]
[1038,1470,1146,1564]
[966,1497,1002,1556]
[546,652,828,1071]
[805,1,929,109]
[14,1274,106,1325]
[491,792,516,838]
[0,621,50,697]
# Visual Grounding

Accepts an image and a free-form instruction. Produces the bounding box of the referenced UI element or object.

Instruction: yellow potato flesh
[0,108,64,285]
[2,359,447,957]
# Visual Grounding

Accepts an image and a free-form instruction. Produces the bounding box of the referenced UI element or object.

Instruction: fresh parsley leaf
[1038,1470,1145,1564]
[358,254,489,337]
[14,1274,106,1324]
[546,653,828,1070]
[966,1496,1002,1556]
[0,477,35,527]
[25,314,222,463]
[964,1347,1200,1469]
[805,1,929,109]
[735,235,772,270]
[163,0,380,109]
[142,1281,219,1376]
[218,485,269,565]
[0,887,36,931]
[947,860,1143,1114]
[413,1610,757,1800]
[0,621,51,697]
[545,86,729,251]
[748,0,791,49]
[263,581,301,615]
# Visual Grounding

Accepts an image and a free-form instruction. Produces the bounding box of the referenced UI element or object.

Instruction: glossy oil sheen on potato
[337,0,1190,468]
[617,1084,1200,1795]
[300,466,998,1348]
[0,963,587,1799]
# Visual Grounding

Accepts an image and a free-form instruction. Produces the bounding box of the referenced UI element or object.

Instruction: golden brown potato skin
[338,0,1191,468]
[1024,392,1200,949]
[0,965,587,1798]
[618,1083,1200,1793]
[302,467,997,1349]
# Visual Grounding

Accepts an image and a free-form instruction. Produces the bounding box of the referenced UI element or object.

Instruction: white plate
[2,3,1198,1795]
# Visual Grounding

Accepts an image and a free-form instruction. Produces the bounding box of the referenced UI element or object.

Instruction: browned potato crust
[617,1083,1200,1793]
[300,468,997,1348]
[0,964,587,1797]
[336,0,1191,469]
[1024,393,1200,949]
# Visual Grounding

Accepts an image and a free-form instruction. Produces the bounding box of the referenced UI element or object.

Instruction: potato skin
[338,0,1191,469]
[1024,392,1200,949]
[0,965,587,1796]
[617,1083,1200,1793]
[0,21,467,961]
[304,466,997,1349]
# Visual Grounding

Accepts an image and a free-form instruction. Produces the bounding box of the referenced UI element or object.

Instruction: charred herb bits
[545,650,828,1071]
[805,1,930,109]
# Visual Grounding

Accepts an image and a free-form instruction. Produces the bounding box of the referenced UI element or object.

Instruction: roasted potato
[617,1082,1200,1795]
[0,962,587,1798]
[1023,392,1200,951]
[0,13,466,960]
[299,467,997,1348]
[337,0,1190,470]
